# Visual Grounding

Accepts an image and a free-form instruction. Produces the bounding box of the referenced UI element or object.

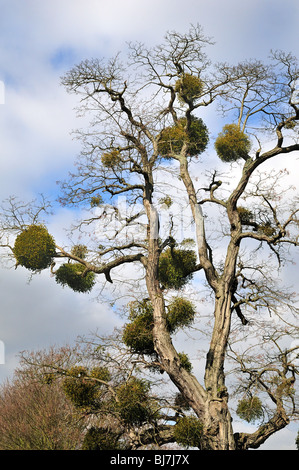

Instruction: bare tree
[1,25,299,450]
[0,349,85,450]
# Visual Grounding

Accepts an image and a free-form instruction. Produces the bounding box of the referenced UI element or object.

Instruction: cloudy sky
[0,0,299,449]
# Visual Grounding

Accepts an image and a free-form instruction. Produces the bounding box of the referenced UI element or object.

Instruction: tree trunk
[141,156,238,449]
[200,290,236,450]
[146,225,237,448]
[201,398,235,450]
[175,155,239,449]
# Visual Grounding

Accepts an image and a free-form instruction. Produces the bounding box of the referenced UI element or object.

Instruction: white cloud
[0,258,123,381]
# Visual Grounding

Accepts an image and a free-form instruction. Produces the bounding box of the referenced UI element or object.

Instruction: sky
[0,0,299,450]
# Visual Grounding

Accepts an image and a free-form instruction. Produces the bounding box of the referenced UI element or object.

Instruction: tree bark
[201,292,236,449]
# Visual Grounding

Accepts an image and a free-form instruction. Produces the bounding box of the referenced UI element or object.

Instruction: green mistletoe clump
[158,247,197,290]
[174,416,203,448]
[13,224,56,271]
[215,124,251,162]
[174,73,204,104]
[167,297,196,332]
[122,297,196,362]
[236,396,263,423]
[237,206,254,225]
[116,377,153,426]
[122,300,155,356]
[101,149,122,168]
[158,116,209,159]
[55,263,96,293]
[62,366,110,410]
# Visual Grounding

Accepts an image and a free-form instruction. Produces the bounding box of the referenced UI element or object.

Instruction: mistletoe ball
[55,263,96,293]
[13,224,56,271]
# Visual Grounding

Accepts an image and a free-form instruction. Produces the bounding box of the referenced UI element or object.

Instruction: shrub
[236,396,263,423]
[215,124,251,162]
[159,248,197,289]
[55,263,96,293]
[174,416,203,448]
[158,116,209,158]
[13,224,56,271]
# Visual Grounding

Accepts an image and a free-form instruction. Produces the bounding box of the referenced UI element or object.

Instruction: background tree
[0,348,85,450]
[19,341,183,450]
[1,25,299,450]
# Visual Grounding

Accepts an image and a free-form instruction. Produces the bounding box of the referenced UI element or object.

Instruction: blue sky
[0,0,299,449]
